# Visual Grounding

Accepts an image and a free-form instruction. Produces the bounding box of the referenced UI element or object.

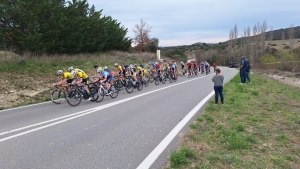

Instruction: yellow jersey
[136,66,143,72]
[61,72,74,79]
[116,65,123,72]
[75,70,88,79]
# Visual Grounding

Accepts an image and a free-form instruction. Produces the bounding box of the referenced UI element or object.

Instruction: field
[164,71,300,169]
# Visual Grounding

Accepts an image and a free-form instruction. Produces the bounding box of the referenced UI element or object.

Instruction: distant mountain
[159,42,216,49]
[191,42,216,46]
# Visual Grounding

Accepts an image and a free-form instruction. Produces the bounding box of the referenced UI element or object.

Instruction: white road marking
[0,74,213,143]
[137,91,215,169]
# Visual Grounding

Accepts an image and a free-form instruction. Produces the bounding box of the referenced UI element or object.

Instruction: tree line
[0,0,132,54]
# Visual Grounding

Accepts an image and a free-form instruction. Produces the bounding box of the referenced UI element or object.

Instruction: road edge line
[136,91,215,169]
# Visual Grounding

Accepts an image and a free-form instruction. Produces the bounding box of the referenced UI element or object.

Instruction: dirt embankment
[254,69,300,87]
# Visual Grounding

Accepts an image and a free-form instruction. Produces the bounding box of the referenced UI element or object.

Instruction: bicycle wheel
[51,89,66,104]
[149,74,154,83]
[125,81,134,93]
[94,87,105,103]
[107,85,117,98]
[66,89,82,107]
[162,75,166,84]
[114,80,122,91]
[89,87,97,102]
[155,76,160,85]
[143,76,149,87]
[137,80,143,91]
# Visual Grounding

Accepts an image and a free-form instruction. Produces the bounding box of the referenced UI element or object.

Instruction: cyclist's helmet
[129,64,133,68]
[155,62,158,65]
[57,70,63,75]
[114,63,118,67]
[94,64,98,69]
[68,66,73,72]
[97,67,103,73]
[104,66,108,70]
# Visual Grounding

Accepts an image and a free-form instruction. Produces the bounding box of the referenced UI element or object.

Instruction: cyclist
[213,62,217,72]
[104,66,115,88]
[205,61,210,73]
[71,67,92,100]
[53,70,74,87]
[170,61,177,78]
[128,64,138,85]
[95,67,113,96]
[154,62,162,80]
[114,63,122,74]
[200,62,205,73]
[171,60,178,77]
[93,64,103,78]
[68,66,85,77]
[187,60,193,76]
[136,64,143,77]
[192,61,198,73]
[180,61,185,70]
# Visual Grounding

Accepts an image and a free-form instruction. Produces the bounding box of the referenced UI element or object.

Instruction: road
[0,67,238,169]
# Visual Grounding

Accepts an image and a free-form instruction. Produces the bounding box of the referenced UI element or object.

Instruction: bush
[170,146,194,167]
[283,45,290,49]
[271,44,277,46]
[260,54,277,64]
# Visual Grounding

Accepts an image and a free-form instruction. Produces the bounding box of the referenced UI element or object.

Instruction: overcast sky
[87,0,300,47]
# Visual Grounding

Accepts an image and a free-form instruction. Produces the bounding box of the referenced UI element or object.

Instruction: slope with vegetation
[165,72,300,169]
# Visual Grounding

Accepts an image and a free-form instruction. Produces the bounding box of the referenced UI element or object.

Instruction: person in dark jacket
[240,56,249,84]
[212,68,224,104]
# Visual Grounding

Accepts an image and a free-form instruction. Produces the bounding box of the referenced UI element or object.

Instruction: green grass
[165,72,300,169]
[169,146,194,168]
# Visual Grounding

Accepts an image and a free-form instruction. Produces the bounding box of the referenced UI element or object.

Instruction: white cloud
[87,0,300,46]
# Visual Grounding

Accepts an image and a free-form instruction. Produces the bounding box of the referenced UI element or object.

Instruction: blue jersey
[102,71,112,79]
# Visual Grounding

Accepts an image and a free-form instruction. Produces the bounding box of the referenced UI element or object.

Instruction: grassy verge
[165,73,300,169]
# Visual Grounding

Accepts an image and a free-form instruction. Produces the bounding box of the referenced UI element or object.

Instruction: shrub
[260,54,277,64]
[283,45,290,49]
[271,44,277,46]
[170,146,194,167]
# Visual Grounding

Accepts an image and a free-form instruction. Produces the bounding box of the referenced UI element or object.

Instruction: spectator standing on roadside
[245,60,251,83]
[240,55,249,84]
[212,68,224,104]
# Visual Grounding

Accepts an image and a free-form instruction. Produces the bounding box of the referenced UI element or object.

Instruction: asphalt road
[0,67,238,169]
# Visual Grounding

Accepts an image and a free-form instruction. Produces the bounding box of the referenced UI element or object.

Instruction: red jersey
[155,64,160,69]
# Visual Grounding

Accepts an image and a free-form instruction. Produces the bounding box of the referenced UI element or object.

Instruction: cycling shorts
[82,77,89,84]
[67,79,74,84]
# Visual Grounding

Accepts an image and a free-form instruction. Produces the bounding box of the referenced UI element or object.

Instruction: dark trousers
[214,86,224,104]
[240,68,246,83]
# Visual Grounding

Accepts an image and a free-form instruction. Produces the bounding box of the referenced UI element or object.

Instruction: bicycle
[93,80,119,102]
[155,72,166,85]
[137,74,149,87]
[114,74,126,91]
[51,84,69,104]
[66,83,97,107]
